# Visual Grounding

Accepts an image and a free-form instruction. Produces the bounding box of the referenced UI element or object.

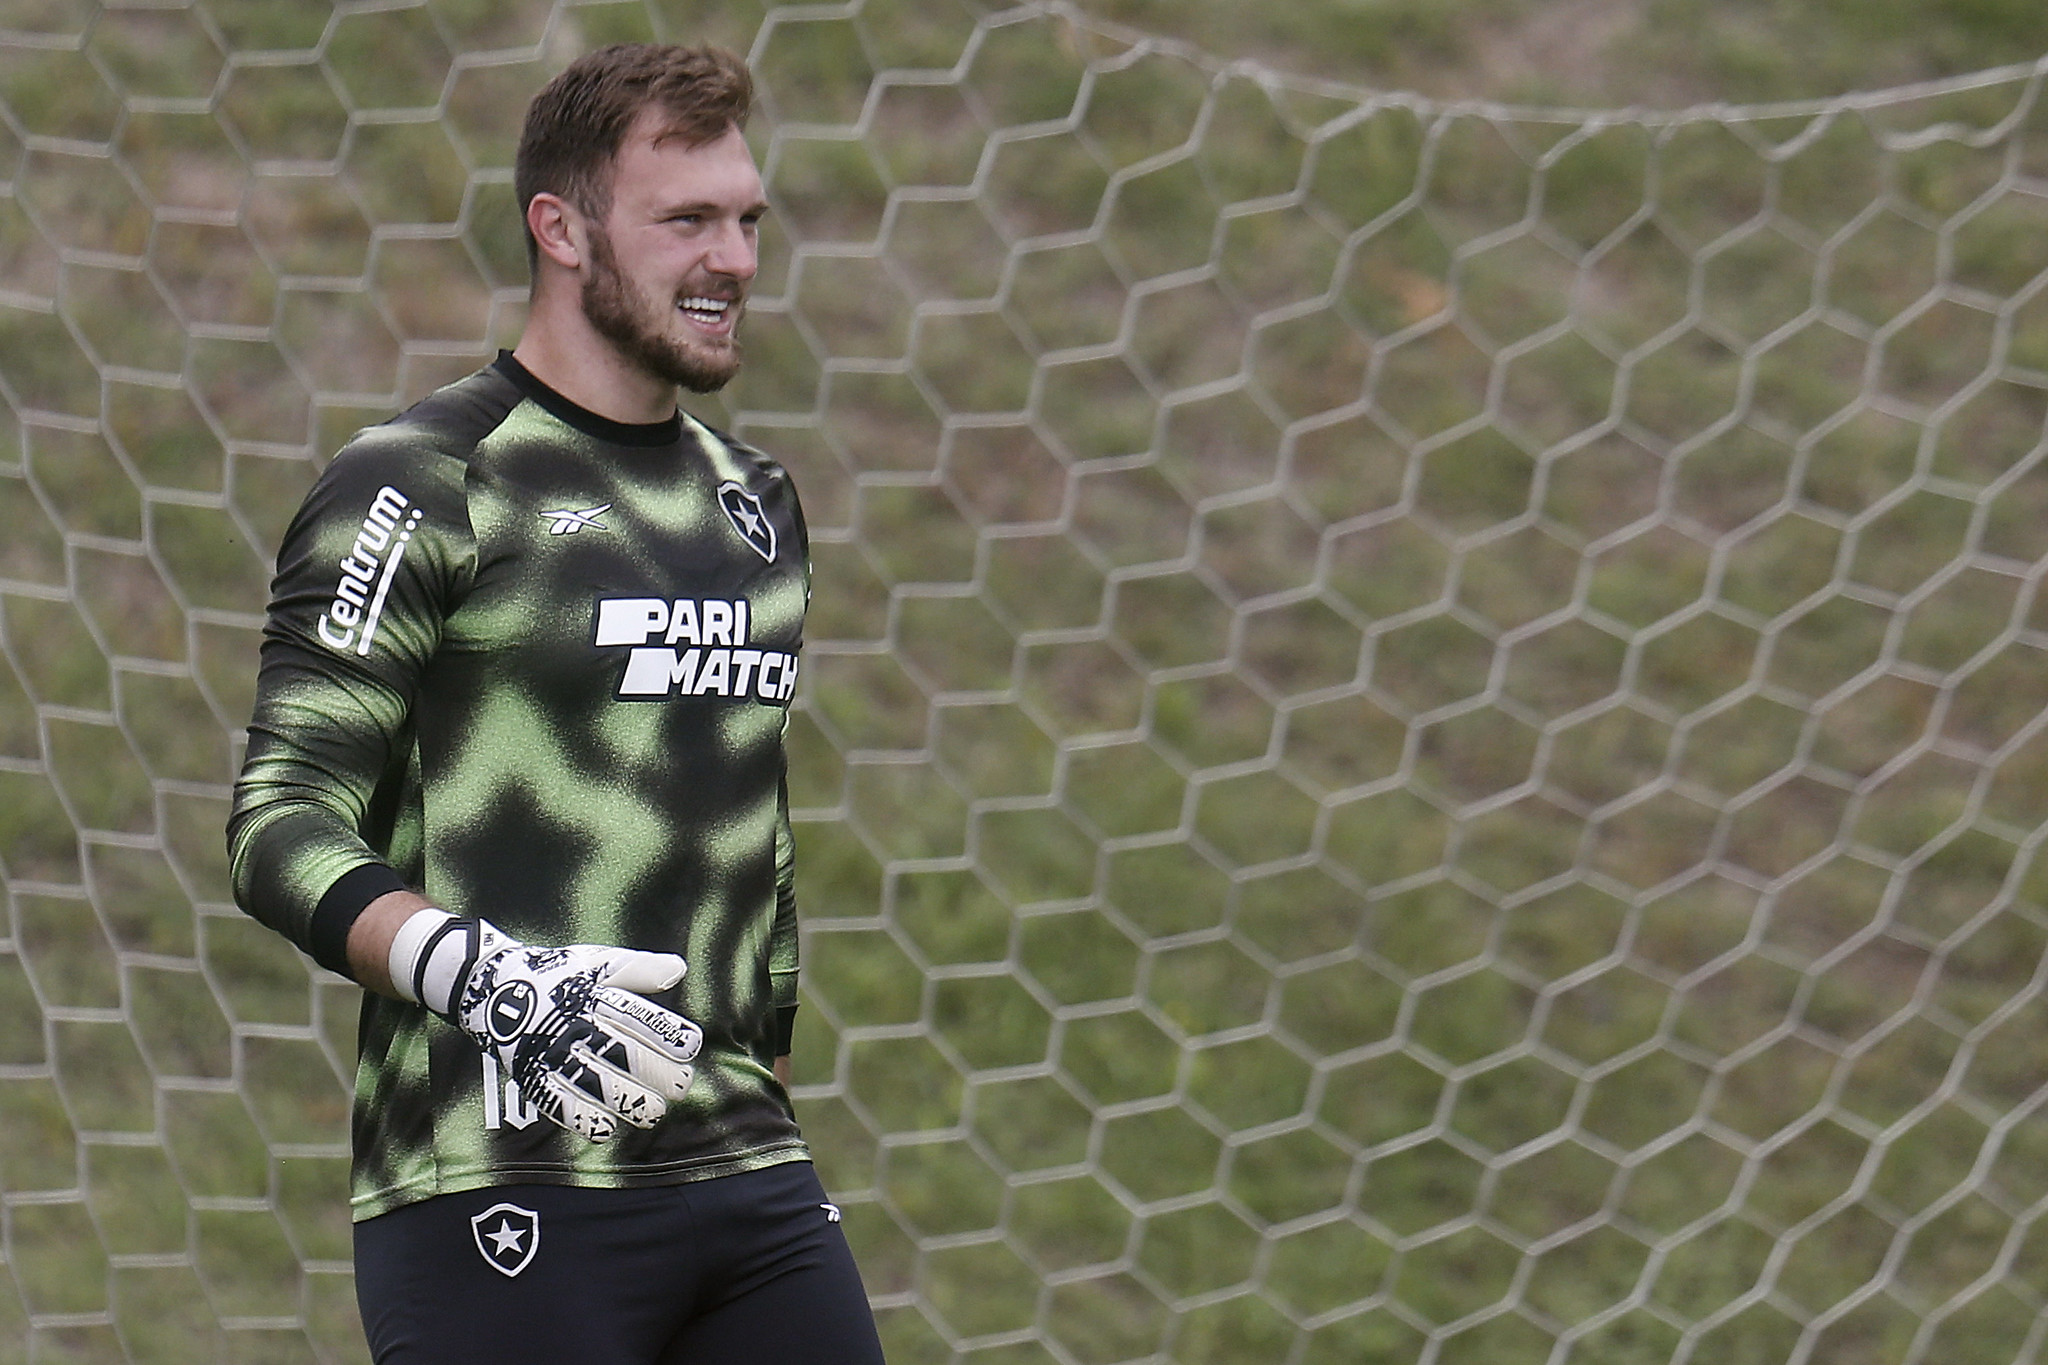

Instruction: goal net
[4,2,2048,1362]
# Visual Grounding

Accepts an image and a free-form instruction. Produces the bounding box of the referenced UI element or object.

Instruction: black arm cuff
[775,1004,799,1057]
[309,863,410,978]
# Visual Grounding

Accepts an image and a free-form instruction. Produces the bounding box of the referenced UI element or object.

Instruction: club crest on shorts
[470,1201,541,1277]
[718,482,776,562]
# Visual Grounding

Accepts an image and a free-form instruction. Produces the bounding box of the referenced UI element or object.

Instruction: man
[227,43,886,1364]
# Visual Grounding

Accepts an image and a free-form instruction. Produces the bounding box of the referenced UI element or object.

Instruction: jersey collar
[492,351,685,449]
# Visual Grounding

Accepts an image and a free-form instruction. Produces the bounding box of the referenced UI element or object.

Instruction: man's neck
[511,300,676,426]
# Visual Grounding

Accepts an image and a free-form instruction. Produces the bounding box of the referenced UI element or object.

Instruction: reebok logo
[594,596,798,703]
[317,485,419,656]
[539,503,610,535]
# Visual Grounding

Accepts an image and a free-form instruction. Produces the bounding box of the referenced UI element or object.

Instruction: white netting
[4,2,2048,1361]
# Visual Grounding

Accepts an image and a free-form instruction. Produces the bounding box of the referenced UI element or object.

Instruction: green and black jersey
[228,354,811,1219]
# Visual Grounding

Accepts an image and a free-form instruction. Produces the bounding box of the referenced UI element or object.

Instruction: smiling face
[579,115,767,394]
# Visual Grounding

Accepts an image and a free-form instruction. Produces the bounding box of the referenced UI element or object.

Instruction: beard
[580,228,743,395]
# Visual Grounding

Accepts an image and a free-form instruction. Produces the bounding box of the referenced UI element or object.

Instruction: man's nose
[706,221,758,283]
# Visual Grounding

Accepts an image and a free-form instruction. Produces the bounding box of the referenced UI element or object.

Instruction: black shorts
[353,1161,885,1365]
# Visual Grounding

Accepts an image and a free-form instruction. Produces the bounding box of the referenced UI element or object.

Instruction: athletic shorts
[353,1160,886,1364]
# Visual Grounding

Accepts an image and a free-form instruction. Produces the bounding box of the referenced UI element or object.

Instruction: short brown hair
[514,43,754,266]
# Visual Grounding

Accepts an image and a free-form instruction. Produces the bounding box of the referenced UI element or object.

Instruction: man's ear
[527,192,585,272]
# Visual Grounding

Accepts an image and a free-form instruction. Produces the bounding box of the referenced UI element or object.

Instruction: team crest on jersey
[718,482,776,562]
[471,1202,541,1277]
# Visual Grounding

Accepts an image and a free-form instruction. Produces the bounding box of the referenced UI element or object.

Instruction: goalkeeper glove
[387,909,703,1142]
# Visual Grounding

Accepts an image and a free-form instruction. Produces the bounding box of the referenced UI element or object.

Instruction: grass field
[3,1,2048,1362]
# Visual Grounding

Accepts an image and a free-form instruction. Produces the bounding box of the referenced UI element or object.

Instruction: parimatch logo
[594,596,798,703]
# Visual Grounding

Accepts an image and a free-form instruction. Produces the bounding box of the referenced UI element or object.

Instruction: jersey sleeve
[771,767,800,1054]
[227,428,476,978]
[763,437,809,1058]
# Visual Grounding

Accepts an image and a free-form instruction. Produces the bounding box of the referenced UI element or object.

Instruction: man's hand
[390,910,703,1142]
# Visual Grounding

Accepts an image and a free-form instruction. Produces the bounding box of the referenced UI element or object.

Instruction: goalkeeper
[226,43,884,1364]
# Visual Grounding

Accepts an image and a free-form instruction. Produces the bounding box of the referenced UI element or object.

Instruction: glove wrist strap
[387,908,487,1016]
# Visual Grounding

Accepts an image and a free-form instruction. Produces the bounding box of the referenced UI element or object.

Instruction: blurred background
[5,1,2048,1361]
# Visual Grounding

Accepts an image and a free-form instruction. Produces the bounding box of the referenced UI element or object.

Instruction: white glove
[388,910,703,1142]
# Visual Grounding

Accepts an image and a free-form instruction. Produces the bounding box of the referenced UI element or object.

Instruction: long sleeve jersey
[228,354,810,1218]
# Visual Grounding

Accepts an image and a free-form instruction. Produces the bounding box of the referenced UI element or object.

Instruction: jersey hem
[348,1141,813,1222]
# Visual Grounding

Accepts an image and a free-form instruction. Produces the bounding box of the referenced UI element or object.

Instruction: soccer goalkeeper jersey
[228,353,811,1218]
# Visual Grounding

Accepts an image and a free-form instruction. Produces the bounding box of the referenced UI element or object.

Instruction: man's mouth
[679,296,735,331]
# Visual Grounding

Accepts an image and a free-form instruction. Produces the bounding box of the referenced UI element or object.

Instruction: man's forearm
[347,888,441,998]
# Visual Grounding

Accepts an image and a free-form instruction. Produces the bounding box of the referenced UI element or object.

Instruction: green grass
[1074,0,2048,105]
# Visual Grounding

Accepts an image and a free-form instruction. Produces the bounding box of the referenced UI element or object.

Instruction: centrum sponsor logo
[594,596,799,702]
[317,485,421,656]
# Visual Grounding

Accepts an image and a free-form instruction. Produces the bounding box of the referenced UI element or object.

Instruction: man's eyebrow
[657,199,771,217]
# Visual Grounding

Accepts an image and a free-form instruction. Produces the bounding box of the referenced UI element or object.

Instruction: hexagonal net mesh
[5,2,2048,1362]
